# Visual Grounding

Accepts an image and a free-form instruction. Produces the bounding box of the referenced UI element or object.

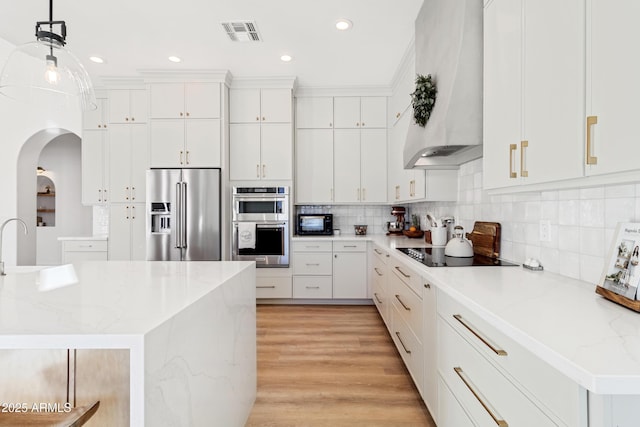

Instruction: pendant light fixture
[0,0,96,111]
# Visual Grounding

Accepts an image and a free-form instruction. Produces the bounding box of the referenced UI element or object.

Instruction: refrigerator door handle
[175,182,182,249]
[181,182,188,248]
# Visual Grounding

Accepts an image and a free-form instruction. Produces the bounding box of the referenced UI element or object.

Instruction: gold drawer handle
[395,332,411,354]
[453,314,507,356]
[394,266,411,279]
[395,294,411,311]
[520,140,528,177]
[257,285,276,289]
[509,144,517,178]
[374,248,383,255]
[374,293,383,304]
[374,267,383,277]
[586,115,598,165]
[454,367,508,427]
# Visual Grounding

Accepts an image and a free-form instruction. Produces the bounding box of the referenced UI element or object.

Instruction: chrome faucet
[0,218,28,276]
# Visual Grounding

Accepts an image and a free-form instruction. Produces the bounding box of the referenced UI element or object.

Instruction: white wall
[0,38,82,267]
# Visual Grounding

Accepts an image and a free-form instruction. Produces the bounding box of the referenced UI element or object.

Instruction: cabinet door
[150,83,184,119]
[333,252,367,298]
[81,130,106,204]
[333,97,361,128]
[185,119,221,167]
[108,90,132,123]
[130,203,146,260]
[360,96,387,128]
[523,0,584,184]
[295,129,334,203]
[586,0,640,176]
[360,129,387,202]
[438,377,475,427]
[149,120,184,167]
[390,56,415,127]
[108,125,132,203]
[261,124,292,180]
[423,280,438,420]
[333,129,361,202]
[185,83,220,118]
[483,0,522,189]
[109,205,132,260]
[295,97,334,128]
[129,89,149,123]
[83,98,107,129]
[261,89,292,123]
[229,124,262,180]
[130,125,148,203]
[230,89,260,123]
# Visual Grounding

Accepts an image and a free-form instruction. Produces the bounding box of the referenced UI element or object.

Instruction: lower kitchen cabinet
[422,278,437,421]
[332,241,367,299]
[109,203,146,260]
[256,273,292,299]
[293,276,332,299]
[438,376,475,427]
[61,239,108,263]
[371,244,391,327]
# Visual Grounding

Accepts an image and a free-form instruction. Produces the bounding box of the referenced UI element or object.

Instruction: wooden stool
[0,401,99,426]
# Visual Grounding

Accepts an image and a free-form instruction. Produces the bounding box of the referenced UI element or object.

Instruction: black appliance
[397,247,519,267]
[297,214,333,236]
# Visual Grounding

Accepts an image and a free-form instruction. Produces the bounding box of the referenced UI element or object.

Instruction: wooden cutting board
[465,222,501,258]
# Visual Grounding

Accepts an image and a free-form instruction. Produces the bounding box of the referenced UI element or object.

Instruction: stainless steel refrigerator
[146,168,221,261]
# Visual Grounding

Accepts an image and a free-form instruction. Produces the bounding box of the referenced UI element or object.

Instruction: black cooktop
[397,247,520,267]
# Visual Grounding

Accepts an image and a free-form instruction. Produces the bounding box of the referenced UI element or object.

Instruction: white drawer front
[292,240,332,252]
[256,276,292,299]
[63,240,108,252]
[293,276,332,299]
[372,277,388,326]
[333,241,366,252]
[438,317,557,427]
[438,376,475,427]
[390,258,422,296]
[372,245,390,264]
[390,271,422,340]
[391,305,423,395]
[293,253,332,275]
[62,251,108,264]
[438,290,580,426]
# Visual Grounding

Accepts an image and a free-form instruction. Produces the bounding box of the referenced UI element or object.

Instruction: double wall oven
[232,187,289,267]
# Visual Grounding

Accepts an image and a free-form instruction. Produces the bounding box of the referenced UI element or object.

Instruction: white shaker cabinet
[295,97,333,129]
[61,239,108,263]
[149,119,221,168]
[108,124,148,203]
[230,124,292,180]
[332,241,367,299]
[81,129,109,205]
[83,97,108,130]
[333,96,387,129]
[295,129,334,203]
[585,0,640,177]
[149,83,220,119]
[108,89,148,124]
[108,203,146,261]
[230,88,292,124]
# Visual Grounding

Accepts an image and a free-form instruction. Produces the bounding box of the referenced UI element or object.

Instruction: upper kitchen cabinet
[585,0,640,177]
[149,119,221,168]
[388,47,415,127]
[333,96,387,129]
[230,88,292,123]
[295,97,333,128]
[149,82,221,119]
[83,97,108,130]
[108,89,148,124]
[483,0,585,190]
[108,124,148,203]
[295,129,334,203]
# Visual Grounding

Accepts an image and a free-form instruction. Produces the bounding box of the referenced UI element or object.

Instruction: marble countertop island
[0,261,257,426]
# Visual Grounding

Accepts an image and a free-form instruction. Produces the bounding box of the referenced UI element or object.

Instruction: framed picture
[601,223,640,300]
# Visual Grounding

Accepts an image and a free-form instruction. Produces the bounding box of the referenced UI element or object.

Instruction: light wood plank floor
[245,305,436,427]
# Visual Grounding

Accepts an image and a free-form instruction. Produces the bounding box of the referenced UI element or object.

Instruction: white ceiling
[0,0,423,88]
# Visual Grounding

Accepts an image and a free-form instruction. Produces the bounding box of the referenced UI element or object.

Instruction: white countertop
[0,261,254,342]
[366,235,640,395]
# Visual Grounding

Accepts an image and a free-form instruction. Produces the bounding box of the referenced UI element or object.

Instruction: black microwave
[297,214,333,235]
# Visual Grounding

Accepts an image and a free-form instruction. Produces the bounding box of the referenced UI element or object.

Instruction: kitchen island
[0,261,256,426]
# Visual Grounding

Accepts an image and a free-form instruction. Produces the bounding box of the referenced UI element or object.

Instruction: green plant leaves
[411,74,437,127]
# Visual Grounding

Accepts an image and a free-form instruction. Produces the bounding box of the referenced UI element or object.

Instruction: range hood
[403,0,483,169]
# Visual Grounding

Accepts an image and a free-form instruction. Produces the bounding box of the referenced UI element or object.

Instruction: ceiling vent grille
[221,21,262,42]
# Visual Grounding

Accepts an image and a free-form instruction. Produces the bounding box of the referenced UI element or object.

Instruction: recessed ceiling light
[280,55,292,62]
[89,56,104,64]
[335,19,352,31]
[168,56,182,63]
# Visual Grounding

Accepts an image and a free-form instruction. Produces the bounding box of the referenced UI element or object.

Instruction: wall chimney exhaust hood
[404,0,483,169]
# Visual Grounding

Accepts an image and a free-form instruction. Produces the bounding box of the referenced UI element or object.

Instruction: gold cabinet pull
[262,116,266,121]
[362,188,366,201]
[186,151,190,165]
[395,332,411,354]
[453,314,508,356]
[424,283,431,289]
[97,189,102,202]
[131,205,136,220]
[395,294,411,311]
[186,112,190,117]
[262,164,266,178]
[103,189,107,202]
[256,116,260,121]
[125,186,130,200]
[586,115,598,165]
[520,140,528,177]
[509,144,517,178]
[179,112,184,117]
[396,112,400,118]
[374,267,383,277]
[104,124,107,129]
[374,248,383,255]
[125,117,129,121]
[179,150,184,165]
[131,187,135,201]
[257,285,276,289]
[125,206,130,220]
[131,117,135,122]
[454,367,508,427]
[394,266,411,279]
[374,293,383,304]
[256,164,260,178]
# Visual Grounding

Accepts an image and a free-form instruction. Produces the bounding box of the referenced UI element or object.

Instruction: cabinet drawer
[62,251,108,264]
[438,317,557,427]
[256,277,292,299]
[333,241,366,252]
[438,376,475,427]
[292,240,332,252]
[390,258,422,296]
[438,290,580,426]
[293,253,332,275]
[390,271,422,340]
[372,245,390,264]
[391,305,423,395]
[62,240,108,252]
[372,276,388,326]
[293,276,332,299]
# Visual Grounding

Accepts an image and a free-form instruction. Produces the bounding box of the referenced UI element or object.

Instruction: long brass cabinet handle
[509,144,517,178]
[395,294,411,311]
[586,115,598,165]
[257,285,276,289]
[453,314,508,356]
[394,266,411,279]
[374,293,383,304]
[454,367,508,427]
[374,267,383,276]
[374,248,383,255]
[395,332,411,354]
[520,140,528,177]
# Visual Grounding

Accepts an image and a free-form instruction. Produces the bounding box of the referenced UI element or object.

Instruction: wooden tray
[595,285,640,313]
[466,221,501,258]
[403,229,424,238]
